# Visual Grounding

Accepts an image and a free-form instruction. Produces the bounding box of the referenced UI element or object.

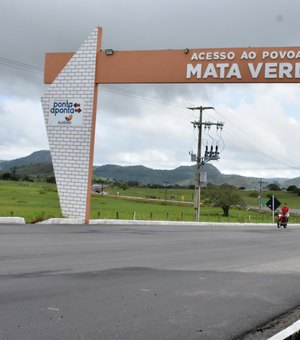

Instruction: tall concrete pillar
[41,27,101,223]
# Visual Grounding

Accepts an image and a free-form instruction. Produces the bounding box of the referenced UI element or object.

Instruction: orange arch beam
[44,46,300,84]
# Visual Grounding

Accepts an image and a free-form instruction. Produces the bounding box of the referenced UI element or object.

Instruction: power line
[2,56,300,172]
[214,108,300,171]
[100,85,194,108]
[0,56,43,74]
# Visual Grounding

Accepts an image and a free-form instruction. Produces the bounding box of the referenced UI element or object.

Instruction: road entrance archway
[41,26,300,223]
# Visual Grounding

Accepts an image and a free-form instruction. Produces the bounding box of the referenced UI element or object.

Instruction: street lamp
[105,49,114,56]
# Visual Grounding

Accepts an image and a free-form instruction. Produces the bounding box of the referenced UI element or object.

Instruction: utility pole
[258,179,267,210]
[188,106,215,221]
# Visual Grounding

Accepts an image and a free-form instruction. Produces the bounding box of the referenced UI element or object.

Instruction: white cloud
[0,98,48,160]
[2,0,300,179]
[116,150,170,167]
[211,84,300,177]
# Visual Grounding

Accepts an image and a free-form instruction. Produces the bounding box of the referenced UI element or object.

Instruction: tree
[1,172,12,180]
[127,181,140,187]
[46,176,56,184]
[207,184,246,217]
[114,180,128,190]
[21,175,33,182]
[287,185,298,193]
[267,183,281,191]
[0,170,19,181]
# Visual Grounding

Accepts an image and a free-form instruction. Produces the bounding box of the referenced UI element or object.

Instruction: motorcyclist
[280,202,290,222]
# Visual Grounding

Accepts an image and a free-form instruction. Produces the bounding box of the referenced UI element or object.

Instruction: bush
[249,191,259,198]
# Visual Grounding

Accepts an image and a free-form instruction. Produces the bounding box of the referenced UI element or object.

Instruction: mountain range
[1,150,300,189]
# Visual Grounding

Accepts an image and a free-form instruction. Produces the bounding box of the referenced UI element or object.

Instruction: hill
[282,177,300,188]
[0,150,52,171]
[14,162,54,179]
[0,150,297,188]
[93,163,287,188]
[93,163,223,185]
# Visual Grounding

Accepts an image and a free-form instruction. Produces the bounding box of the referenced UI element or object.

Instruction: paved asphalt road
[0,223,299,340]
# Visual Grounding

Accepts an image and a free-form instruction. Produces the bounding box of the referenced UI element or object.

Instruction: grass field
[1,180,300,223]
[0,181,62,223]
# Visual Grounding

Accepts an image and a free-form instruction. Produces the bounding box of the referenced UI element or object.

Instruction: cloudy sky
[1,0,300,179]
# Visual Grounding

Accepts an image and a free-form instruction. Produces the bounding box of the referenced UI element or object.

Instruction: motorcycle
[276,213,288,228]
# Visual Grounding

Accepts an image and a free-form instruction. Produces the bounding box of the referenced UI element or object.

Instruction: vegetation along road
[2,180,300,223]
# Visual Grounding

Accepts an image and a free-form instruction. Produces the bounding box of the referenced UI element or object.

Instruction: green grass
[106,186,300,209]
[90,195,194,221]
[103,186,194,202]
[90,195,300,223]
[92,187,300,223]
[242,189,300,210]
[0,180,61,223]
[1,180,300,223]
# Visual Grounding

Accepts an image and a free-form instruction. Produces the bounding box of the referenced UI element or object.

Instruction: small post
[272,195,275,223]
[164,182,168,204]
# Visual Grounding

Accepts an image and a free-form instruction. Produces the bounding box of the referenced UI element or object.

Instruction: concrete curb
[90,219,277,227]
[38,218,279,227]
[38,218,85,224]
[268,320,300,340]
[0,217,25,224]
[2,216,298,227]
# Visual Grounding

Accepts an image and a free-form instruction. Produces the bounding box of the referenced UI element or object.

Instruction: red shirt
[281,205,289,216]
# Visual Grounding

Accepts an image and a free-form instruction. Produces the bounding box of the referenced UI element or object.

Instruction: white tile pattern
[41,28,99,221]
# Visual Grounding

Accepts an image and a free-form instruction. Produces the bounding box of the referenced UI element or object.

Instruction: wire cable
[2,56,300,172]
[0,56,43,74]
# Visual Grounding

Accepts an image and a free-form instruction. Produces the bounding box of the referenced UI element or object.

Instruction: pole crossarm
[191,121,223,128]
[188,106,214,111]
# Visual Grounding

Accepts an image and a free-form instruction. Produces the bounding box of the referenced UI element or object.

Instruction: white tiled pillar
[41,28,101,223]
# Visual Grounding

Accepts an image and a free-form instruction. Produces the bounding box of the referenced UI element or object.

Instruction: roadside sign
[266,197,281,211]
